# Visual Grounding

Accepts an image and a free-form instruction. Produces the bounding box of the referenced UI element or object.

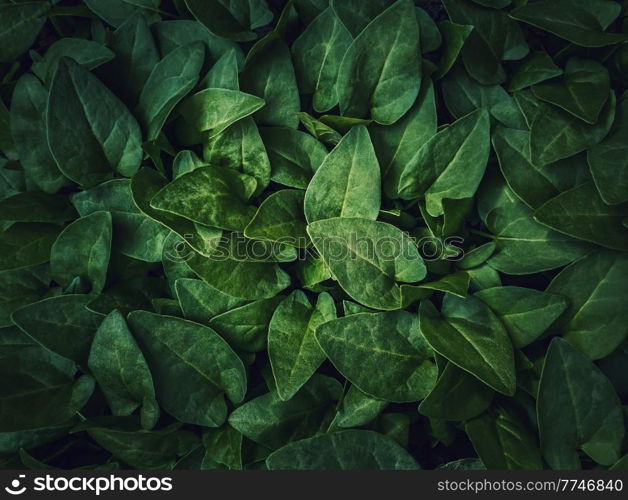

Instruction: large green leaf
[241,39,300,128]
[304,126,380,223]
[228,375,342,449]
[337,0,421,124]
[10,74,68,193]
[209,296,282,352]
[419,362,493,421]
[0,345,94,432]
[127,311,247,427]
[532,58,610,124]
[269,291,336,400]
[131,168,223,257]
[11,295,103,364]
[398,109,490,217]
[371,81,437,199]
[50,211,112,295]
[510,0,628,48]
[266,430,419,470]
[47,59,143,187]
[529,91,616,165]
[418,296,516,396]
[475,286,568,349]
[538,338,624,469]
[260,127,327,189]
[150,166,257,232]
[534,182,628,251]
[316,311,436,402]
[547,250,628,360]
[137,43,205,141]
[291,7,352,113]
[307,217,426,310]
[178,88,265,138]
[465,404,543,470]
[587,95,628,205]
[88,310,159,430]
[244,190,309,247]
[204,118,271,194]
[0,1,49,63]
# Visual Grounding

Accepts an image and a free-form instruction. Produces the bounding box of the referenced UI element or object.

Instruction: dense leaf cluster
[1,0,627,470]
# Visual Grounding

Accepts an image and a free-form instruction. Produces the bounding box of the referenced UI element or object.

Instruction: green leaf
[175,278,247,324]
[587,95,628,205]
[204,118,271,194]
[508,51,563,92]
[297,112,343,145]
[0,345,94,432]
[269,291,336,400]
[50,211,112,294]
[11,295,103,364]
[83,0,160,28]
[209,296,283,353]
[532,58,610,124]
[32,38,115,85]
[482,177,591,275]
[245,190,308,247]
[304,126,381,223]
[534,182,628,251]
[88,310,159,430]
[492,126,560,209]
[0,192,76,223]
[331,385,388,429]
[316,311,436,402]
[337,0,421,124]
[475,286,568,349]
[107,14,160,104]
[137,43,205,141]
[10,74,68,193]
[330,0,392,37]
[72,179,169,263]
[465,404,543,470]
[178,88,265,138]
[267,429,419,470]
[202,425,243,470]
[371,81,437,199]
[547,250,628,360]
[443,0,527,85]
[418,296,516,396]
[127,311,247,427]
[510,0,628,48]
[260,127,327,189]
[291,7,352,113]
[150,166,257,232]
[530,91,616,166]
[185,0,258,42]
[0,1,49,63]
[0,223,57,273]
[307,217,426,310]
[131,168,223,257]
[241,39,300,128]
[419,362,494,421]
[435,21,474,79]
[186,249,290,300]
[47,58,143,187]
[87,423,198,469]
[228,375,342,449]
[538,338,624,468]
[398,109,490,217]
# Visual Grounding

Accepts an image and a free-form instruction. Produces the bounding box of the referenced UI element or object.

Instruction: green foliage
[1,0,627,471]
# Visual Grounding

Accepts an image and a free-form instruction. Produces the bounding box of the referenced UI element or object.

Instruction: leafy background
[0,0,627,470]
